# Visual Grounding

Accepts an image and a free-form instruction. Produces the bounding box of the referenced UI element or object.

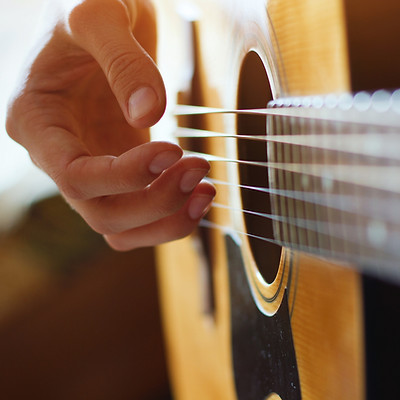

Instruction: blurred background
[0,1,171,399]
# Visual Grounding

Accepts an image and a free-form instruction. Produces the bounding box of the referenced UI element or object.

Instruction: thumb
[68,0,166,128]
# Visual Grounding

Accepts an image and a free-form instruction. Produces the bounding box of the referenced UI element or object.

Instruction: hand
[6,0,215,250]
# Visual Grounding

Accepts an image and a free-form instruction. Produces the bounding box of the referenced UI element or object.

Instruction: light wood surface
[154,1,365,399]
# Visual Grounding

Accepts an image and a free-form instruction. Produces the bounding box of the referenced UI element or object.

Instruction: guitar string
[203,165,400,250]
[178,128,400,231]
[207,195,400,258]
[210,201,398,247]
[175,105,400,268]
[199,217,380,262]
[174,104,400,128]
[290,113,305,250]
[177,130,400,238]
[186,150,400,194]
[176,122,400,220]
[175,127,400,160]
[205,178,400,225]
[198,219,397,277]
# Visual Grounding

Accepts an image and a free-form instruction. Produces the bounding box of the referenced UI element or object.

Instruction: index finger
[61,140,183,199]
[7,103,182,201]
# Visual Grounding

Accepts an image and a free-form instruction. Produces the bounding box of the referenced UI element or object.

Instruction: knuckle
[5,114,17,142]
[59,184,84,201]
[154,202,176,218]
[84,201,118,235]
[172,222,196,241]
[57,173,86,200]
[5,94,29,143]
[104,235,133,252]
[66,202,108,235]
[106,158,131,192]
[146,189,182,219]
[105,50,149,93]
[61,157,92,200]
[69,0,128,36]
[85,215,115,236]
[67,2,94,35]
[63,198,117,236]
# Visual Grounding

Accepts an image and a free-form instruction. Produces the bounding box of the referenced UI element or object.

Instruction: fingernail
[129,86,158,121]
[188,194,214,220]
[149,150,181,174]
[180,169,208,193]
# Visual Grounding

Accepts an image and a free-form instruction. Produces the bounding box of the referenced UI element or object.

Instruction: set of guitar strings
[173,91,400,281]
[175,89,400,127]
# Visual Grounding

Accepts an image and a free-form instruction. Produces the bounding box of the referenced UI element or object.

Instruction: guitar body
[153,1,400,399]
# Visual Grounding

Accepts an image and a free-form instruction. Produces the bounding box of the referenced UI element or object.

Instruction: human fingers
[69,156,212,234]
[104,181,216,250]
[67,0,166,129]
[61,141,183,200]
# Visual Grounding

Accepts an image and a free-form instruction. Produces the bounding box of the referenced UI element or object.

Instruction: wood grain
[155,1,365,399]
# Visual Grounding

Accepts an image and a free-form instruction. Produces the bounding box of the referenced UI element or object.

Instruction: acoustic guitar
[152,0,400,399]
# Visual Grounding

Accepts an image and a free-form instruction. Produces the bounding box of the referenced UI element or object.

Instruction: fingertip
[187,194,214,220]
[149,147,183,175]
[180,169,210,193]
[128,85,164,126]
[103,234,133,252]
[187,181,216,220]
[126,63,167,128]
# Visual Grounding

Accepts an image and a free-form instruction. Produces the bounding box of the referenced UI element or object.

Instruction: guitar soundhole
[237,51,281,284]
